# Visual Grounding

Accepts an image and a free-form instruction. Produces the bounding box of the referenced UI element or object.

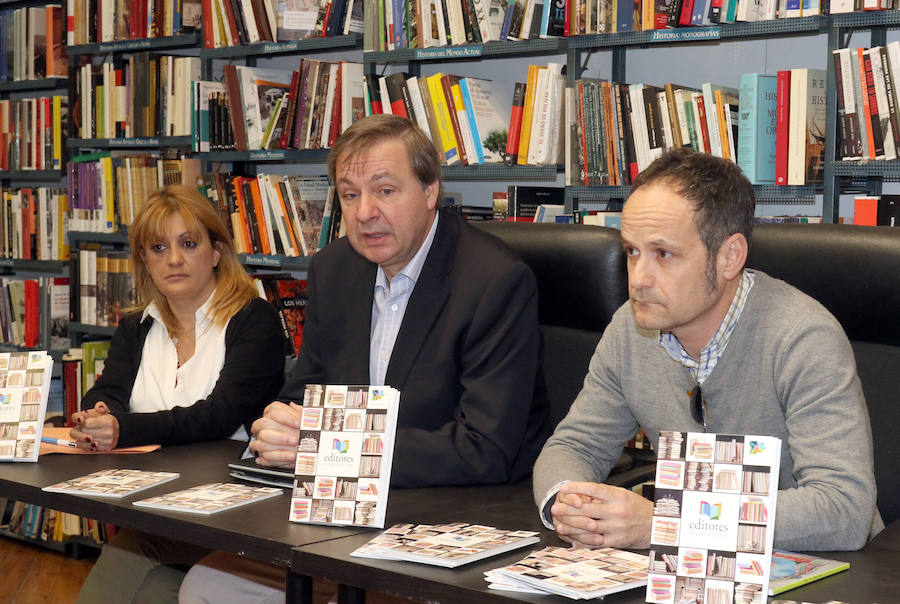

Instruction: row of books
[200,173,337,257]
[0,96,67,172]
[62,341,111,421]
[67,153,201,232]
[366,70,518,166]
[0,187,69,261]
[70,249,136,328]
[195,60,364,152]
[362,0,884,52]
[66,0,201,45]
[0,5,66,81]
[201,0,363,48]
[834,43,900,162]
[1,498,112,546]
[565,69,825,187]
[75,54,200,140]
[0,277,67,349]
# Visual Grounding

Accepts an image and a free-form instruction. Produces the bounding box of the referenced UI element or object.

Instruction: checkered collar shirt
[659,269,755,384]
[369,212,439,386]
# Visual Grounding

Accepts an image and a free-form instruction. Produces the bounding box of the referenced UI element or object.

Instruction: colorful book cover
[738,73,777,185]
[646,431,782,604]
[42,469,180,498]
[289,384,400,528]
[768,550,850,595]
[134,482,282,514]
[487,546,648,598]
[352,523,539,568]
[0,351,54,462]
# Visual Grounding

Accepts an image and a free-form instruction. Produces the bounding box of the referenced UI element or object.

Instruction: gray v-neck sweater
[533,271,882,550]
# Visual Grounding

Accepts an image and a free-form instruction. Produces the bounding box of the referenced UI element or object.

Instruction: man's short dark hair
[631,147,756,263]
[328,114,443,205]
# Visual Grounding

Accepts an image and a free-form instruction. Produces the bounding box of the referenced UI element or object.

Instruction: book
[0,351,54,462]
[351,523,539,568]
[485,546,648,598]
[738,73,777,185]
[647,431,782,604]
[133,482,283,514]
[42,469,180,498]
[767,550,850,595]
[508,185,564,222]
[228,457,294,488]
[289,384,400,527]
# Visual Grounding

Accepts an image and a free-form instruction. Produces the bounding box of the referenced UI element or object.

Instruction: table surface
[0,440,368,568]
[292,490,900,604]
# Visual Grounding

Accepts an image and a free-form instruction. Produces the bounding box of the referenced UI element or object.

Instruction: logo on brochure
[332,439,350,454]
[749,440,765,455]
[0,393,10,405]
[699,501,721,520]
[370,389,384,401]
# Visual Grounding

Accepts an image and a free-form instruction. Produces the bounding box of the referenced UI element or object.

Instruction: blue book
[738,73,778,185]
[392,0,405,49]
[458,78,486,164]
[539,0,551,36]
[500,0,516,40]
[617,0,634,32]
[691,0,710,25]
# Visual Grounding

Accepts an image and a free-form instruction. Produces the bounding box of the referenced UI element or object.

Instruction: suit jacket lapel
[343,246,378,381]
[385,210,457,389]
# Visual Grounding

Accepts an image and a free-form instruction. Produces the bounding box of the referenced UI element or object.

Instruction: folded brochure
[768,550,850,595]
[351,522,539,568]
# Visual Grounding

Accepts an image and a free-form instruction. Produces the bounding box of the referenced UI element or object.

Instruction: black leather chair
[747,223,900,527]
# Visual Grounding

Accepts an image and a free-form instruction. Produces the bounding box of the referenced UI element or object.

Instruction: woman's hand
[70,402,120,451]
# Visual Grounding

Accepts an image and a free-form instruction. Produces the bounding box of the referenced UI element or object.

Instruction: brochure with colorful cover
[351,523,540,568]
[646,431,782,604]
[767,550,850,595]
[486,546,649,599]
[288,384,400,528]
[133,483,282,515]
[42,469,180,498]
[0,351,54,462]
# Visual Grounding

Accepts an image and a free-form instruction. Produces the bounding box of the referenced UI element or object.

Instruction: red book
[854,196,878,226]
[63,357,82,426]
[232,177,255,254]
[201,0,215,47]
[577,81,589,185]
[223,64,249,151]
[861,50,883,159]
[220,0,242,47]
[327,63,343,148]
[564,0,571,35]
[505,81,526,164]
[249,179,271,255]
[440,75,468,165]
[24,280,39,348]
[678,0,695,25]
[384,72,410,119]
[695,94,711,156]
[775,69,791,185]
[279,70,301,149]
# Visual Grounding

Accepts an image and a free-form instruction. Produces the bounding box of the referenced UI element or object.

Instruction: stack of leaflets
[0,351,54,462]
[768,550,850,595]
[485,546,649,599]
[134,483,282,515]
[646,431,782,604]
[351,523,540,568]
[42,469,180,498]
[289,384,400,528]
[228,458,293,488]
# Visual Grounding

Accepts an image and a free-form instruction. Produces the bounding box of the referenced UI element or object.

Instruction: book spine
[775,70,790,185]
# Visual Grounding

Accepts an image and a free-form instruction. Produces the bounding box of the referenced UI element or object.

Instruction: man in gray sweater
[533,148,882,552]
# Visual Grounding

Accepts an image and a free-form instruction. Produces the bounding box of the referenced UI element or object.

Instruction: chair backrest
[747,223,900,526]
[475,222,628,428]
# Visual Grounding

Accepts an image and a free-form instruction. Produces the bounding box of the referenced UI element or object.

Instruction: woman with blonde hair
[72,185,285,603]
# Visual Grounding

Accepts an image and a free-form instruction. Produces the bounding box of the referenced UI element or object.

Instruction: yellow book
[58,193,69,260]
[450,81,477,165]
[517,65,545,166]
[102,155,115,231]
[425,73,460,165]
[714,87,739,161]
[52,96,62,169]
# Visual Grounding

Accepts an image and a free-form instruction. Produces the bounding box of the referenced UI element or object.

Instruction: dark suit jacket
[282,210,549,487]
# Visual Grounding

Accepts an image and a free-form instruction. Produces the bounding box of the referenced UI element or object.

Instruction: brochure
[486,546,648,599]
[42,469,180,498]
[351,523,540,568]
[133,482,282,514]
[768,550,850,595]
[0,351,54,462]
[646,431,782,604]
[288,384,400,528]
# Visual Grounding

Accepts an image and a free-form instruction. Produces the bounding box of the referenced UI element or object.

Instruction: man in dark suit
[249,114,548,486]
[177,114,549,604]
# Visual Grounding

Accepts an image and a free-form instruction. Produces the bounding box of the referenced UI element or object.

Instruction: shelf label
[99,39,153,51]
[649,27,721,42]
[415,45,483,59]
[111,137,159,146]
[263,41,299,53]
[244,254,282,267]
[248,150,287,160]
